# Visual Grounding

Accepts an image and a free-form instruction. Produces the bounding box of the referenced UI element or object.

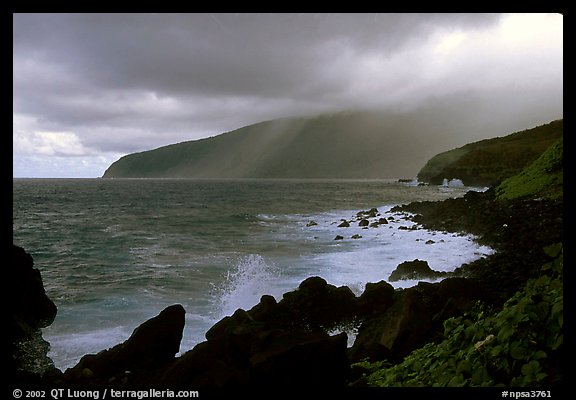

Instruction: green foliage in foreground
[353,243,563,387]
[496,137,563,201]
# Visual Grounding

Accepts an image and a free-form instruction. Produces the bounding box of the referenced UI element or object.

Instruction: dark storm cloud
[14,13,500,99]
[13,13,563,177]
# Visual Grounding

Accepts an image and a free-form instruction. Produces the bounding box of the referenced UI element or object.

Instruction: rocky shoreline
[9,186,563,389]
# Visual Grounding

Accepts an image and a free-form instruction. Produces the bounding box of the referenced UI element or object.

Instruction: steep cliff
[416,120,563,187]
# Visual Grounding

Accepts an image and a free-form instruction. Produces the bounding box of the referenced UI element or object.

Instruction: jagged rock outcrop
[161,277,356,387]
[64,304,185,384]
[9,245,59,383]
[64,304,186,385]
[348,277,486,362]
[60,271,492,387]
[162,319,349,388]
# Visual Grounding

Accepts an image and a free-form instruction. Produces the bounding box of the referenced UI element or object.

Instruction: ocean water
[12,178,493,371]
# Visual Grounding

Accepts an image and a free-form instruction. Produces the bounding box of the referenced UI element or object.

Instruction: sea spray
[214,254,283,318]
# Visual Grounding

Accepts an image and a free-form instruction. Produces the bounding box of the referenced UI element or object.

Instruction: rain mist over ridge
[102,90,562,180]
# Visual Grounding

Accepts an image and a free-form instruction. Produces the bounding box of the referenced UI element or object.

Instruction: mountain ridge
[102,99,562,180]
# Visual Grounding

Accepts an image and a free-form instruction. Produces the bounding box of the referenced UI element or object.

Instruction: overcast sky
[13,13,563,178]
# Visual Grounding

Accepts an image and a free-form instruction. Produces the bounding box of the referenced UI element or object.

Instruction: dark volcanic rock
[10,245,57,342]
[161,339,250,387]
[163,328,350,388]
[274,276,358,330]
[356,280,395,317]
[64,304,185,383]
[349,288,432,362]
[248,330,349,387]
[9,245,58,381]
[156,277,360,387]
[161,282,354,388]
[388,259,447,282]
[349,277,488,362]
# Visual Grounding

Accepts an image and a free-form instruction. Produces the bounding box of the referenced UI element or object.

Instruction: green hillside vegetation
[417,120,563,187]
[495,137,563,201]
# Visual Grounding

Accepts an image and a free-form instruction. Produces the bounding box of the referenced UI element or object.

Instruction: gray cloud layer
[13,13,563,177]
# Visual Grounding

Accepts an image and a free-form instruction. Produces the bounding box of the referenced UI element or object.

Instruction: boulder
[337,220,350,228]
[349,288,433,362]
[356,280,395,317]
[388,259,446,282]
[64,304,185,382]
[357,208,379,219]
[415,278,487,323]
[246,294,278,322]
[275,277,358,330]
[349,277,488,362]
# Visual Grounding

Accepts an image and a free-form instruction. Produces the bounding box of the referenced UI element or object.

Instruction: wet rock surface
[9,245,59,384]
[388,259,447,282]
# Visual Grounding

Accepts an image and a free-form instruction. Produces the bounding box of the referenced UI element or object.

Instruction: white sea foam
[207,204,494,323]
[214,254,284,317]
[45,326,131,371]
[265,204,494,294]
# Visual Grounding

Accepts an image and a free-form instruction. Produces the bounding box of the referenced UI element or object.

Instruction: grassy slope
[495,137,563,201]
